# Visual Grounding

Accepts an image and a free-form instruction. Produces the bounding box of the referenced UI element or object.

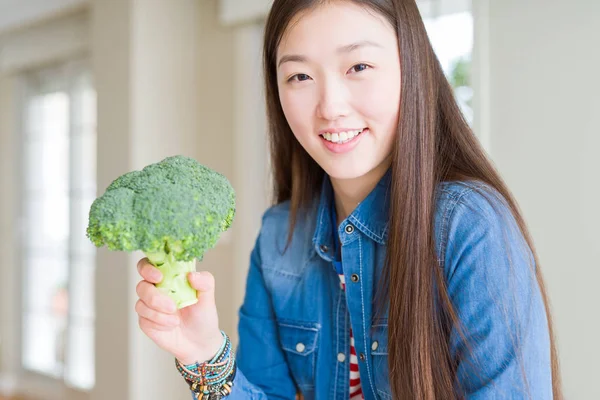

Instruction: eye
[349,63,371,74]
[288,73,312,83]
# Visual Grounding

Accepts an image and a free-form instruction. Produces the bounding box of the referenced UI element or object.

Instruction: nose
[316,78,350,121]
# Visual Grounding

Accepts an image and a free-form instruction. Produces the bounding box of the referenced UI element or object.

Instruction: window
[20,60,97,390]
[422,1,474,124]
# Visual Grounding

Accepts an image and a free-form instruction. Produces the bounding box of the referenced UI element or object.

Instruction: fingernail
[152,271,163,281]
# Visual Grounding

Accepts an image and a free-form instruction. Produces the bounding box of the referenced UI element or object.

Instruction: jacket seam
[312,195,328,248]
[349,215,385,245]
[333,285,342,399]
[358,236,378,400]
[439,185,479,281]
[262,266,303,279]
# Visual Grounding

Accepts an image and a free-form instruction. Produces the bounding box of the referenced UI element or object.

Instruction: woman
[134,0,563,398]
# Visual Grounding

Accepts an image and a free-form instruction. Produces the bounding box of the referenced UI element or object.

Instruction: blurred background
[0,0,597,399]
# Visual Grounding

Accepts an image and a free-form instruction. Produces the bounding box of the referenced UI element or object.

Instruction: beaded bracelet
[176,350,235,397]
[190,364,236,400]
[177,354,235,398]
[176,330,236,399]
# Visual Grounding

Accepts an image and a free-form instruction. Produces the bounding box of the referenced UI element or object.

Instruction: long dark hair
[263,0,563,398]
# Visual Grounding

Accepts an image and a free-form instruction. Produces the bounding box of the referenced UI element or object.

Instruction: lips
[320,128,368,154]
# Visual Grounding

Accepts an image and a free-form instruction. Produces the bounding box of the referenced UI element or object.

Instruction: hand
[135,258,224,365]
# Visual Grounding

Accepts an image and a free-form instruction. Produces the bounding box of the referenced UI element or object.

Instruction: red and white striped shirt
[338,274,364,400]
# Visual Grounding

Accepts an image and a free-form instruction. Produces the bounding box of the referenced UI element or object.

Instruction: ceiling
[0,0,88,35]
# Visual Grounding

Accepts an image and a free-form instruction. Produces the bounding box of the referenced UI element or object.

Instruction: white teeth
[322,129,364,144]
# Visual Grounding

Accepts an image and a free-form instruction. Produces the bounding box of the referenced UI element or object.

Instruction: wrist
[178,331,225,365]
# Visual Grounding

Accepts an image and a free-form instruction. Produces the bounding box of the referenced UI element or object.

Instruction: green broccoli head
[87,155,235,260]
[86,156,235,308]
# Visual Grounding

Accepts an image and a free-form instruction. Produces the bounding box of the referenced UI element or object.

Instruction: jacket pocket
[371,321,392,399]
[277,320,320,392]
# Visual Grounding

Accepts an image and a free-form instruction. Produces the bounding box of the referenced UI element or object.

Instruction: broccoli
[86,155,235,309]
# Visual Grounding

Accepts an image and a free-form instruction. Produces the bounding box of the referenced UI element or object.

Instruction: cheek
[357,73,401,131]
[279,90,315,140]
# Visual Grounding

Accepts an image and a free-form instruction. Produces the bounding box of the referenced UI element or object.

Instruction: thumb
[188,271,216,306]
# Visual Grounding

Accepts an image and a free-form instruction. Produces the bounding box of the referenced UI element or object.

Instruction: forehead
[278,1,395,57]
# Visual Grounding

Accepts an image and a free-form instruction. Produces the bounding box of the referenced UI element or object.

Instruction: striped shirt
[338,274,364,399]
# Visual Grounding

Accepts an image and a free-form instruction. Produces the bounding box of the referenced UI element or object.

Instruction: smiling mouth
[320,128,366,144]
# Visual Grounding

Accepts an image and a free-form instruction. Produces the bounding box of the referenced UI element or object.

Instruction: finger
[188,271,215,291]
[188,271,216,306]
[138,315,175,332]
[135,299,180,327]
[136,280,176,313]
[137,258,163,283]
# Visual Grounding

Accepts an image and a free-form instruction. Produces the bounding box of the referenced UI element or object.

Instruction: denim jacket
[219,170,552,400]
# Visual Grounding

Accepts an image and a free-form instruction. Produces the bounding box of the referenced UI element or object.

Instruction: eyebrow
[277,40,383,68]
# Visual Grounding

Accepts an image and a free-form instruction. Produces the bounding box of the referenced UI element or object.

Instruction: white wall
[0,67,19,397]
[481,0,600,398]
[219,0,272,26]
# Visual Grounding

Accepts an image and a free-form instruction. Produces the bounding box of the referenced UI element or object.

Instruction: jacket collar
[312,168,391,259]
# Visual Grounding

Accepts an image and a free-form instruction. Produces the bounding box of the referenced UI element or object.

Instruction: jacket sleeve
[443,186,553,399]
[224,226,298,399]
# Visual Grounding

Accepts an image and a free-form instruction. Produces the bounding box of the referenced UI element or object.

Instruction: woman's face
[277,1,401,181]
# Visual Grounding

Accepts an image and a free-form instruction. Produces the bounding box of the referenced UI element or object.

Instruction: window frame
[16,57,96,399]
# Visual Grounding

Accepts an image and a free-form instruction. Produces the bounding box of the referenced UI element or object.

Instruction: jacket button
[296,343,305,353]
[371,341,379,351]
[351,274,359,283]
[337,352,346,362]
[345,224,354,234]
[359,353,366,361]
[319,244,329,253]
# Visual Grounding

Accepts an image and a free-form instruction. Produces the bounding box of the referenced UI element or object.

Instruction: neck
[330,156,391,225]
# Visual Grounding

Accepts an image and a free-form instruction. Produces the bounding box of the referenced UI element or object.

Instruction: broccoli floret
[87,155,235,309]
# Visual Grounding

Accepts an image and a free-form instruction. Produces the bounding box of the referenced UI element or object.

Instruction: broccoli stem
[145,250,198,309]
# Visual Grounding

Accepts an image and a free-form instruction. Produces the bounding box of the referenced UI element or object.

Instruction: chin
[322,164,371,181]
